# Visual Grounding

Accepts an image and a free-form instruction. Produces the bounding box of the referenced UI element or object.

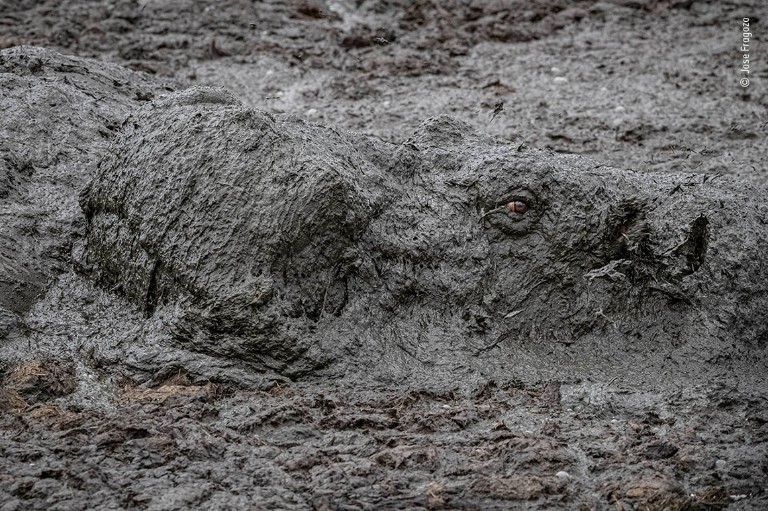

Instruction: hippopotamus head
[78,88,768,385]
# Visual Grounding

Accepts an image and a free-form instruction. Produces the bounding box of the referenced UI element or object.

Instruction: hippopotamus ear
[409,115,487,148]
[153,85,242,108]
[390,116,495,179]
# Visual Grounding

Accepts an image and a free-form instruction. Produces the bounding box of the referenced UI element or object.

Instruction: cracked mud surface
[1,1,767,509]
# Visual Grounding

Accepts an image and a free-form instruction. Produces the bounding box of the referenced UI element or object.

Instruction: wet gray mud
[1,1,768,509]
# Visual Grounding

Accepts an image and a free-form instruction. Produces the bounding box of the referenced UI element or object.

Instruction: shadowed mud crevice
[671,214,709,277]
[144,258,163,315]
[0,154,35,199]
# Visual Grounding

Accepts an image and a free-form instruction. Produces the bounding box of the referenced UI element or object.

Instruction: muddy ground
[1,0,767,509]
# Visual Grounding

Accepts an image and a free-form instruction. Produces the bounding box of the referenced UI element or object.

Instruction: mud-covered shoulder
[77,88,393,376]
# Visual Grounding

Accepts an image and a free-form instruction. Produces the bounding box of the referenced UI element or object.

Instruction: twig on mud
[489,100,504,123]
[478,207,504,222]
[474,335,504,356]
[209,38,230,58]
[594,308,618,331]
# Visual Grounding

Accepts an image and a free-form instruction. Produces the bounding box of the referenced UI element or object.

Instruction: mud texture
[1,377,766,511]
[1,0,768,509]
[73,87,768,388]
[0,46,173,338]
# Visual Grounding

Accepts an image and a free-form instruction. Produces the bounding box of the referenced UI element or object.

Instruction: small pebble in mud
[553,76,568,84]
[506,201,529,214]
[615,106,626,112]
[555,471,571,480]
[715,459,727,469]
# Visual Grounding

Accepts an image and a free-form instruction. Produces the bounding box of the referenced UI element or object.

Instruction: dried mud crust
[2,0,765,185]
[1,372,766,510]
[0,0,599,75]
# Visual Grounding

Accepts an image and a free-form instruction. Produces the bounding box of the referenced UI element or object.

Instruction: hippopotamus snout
[469,153,712,289]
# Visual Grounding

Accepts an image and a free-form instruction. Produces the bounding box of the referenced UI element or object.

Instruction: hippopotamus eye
[505,200,529,215]
[479,189,538,235]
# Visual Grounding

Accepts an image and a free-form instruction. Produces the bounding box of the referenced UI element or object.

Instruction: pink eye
[505,200,529,214]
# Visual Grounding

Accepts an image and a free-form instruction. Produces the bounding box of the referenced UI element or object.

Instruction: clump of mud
[0,359,76,410]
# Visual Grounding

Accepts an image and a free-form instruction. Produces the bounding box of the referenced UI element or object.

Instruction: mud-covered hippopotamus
[76,87,768,384]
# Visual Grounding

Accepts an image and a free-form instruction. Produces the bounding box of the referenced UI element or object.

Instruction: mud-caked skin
[78,87,768,384]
